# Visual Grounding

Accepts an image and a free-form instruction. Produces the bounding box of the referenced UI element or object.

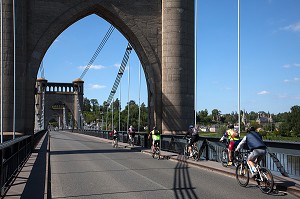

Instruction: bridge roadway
[4,130,300,199]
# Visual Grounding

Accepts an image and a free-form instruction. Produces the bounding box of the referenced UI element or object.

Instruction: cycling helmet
[228,124,234,129]
[189,125,194,129]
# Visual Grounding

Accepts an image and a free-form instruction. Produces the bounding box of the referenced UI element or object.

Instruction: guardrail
[0,130,47,196]
[71,129,300,180]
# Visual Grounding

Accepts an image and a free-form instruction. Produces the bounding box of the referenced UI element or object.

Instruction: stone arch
[27,1,162,133]
[2,0,194,135]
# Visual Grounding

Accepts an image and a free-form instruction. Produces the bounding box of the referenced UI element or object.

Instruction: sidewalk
[3,132,49,199]
[112,138,300,198]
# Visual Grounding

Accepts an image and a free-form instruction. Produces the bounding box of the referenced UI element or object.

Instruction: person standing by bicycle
[148,126,161,157]
[219,124,240,166]
[185,125,200,158]
[235,126,267,176]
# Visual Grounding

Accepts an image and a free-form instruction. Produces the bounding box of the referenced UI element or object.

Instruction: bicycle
[152,140,161,159]
[183,137,199,161]
[219,139,242,167]
[128,134,135,146]
[235,151,274,194]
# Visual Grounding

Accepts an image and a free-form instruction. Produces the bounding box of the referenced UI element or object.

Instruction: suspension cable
[105,43,132,106]
[79,25,115,79]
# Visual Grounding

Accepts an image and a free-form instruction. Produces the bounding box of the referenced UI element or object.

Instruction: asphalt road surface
[50,131,297,199]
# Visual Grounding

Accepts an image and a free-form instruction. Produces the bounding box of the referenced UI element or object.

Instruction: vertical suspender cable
[138,62,141,133]
[106,107,108,130]
[126,56,130,133]
[237,0,241,133]
[119,81,121,131]
[0,0,2,142]
[13,0,16,139]
[111,98,114,129]
[194,0,198,126]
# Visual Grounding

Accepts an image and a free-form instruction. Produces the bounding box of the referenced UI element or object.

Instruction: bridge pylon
[34,78,85,131]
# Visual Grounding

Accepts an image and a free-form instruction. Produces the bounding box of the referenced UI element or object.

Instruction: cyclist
[112,128,119,147]
[235,126,267,176]
[185,125,199,158]
[219,124,240,166]
[128,125,135,145]
[148,126,161,157]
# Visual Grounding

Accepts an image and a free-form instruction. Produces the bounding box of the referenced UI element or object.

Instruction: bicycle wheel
[235,163,249,187]
[192,146,199,161]
[233,152,243,167]
[183,146,189,157]
[220,149,228,167]
[257,167,274,194]
[154,147,160,159]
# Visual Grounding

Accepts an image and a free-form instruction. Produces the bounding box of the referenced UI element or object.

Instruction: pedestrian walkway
[3,132,300,198]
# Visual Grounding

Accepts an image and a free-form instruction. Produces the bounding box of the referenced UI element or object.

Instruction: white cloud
[257,91,270,95]
[282,22,300,32]
[278,94,288,99]
[283,77,300,83]
[78,64,106,70]
[114,63,121,68]
[282,63,300,68]
[89,84,106,89]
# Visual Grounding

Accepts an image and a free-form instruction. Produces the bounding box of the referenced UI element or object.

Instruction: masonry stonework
[0,0,194,136]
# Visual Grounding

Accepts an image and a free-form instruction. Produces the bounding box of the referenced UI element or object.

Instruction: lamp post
[100,112,104,131]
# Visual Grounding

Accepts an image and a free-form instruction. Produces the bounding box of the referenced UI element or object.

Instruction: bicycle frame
[184,138,199,160]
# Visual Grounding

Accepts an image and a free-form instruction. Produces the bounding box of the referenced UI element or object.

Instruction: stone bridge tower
[0,0,195,135]
[35,78,84,131]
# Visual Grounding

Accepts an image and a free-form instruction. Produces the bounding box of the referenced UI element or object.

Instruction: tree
[288,105,300,136]
[83,97,91,112]
[90,99,99,113]
[197,109,211,125]
[211,109,220,121]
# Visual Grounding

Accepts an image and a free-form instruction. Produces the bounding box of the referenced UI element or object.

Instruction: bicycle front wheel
[235,163,249,187]
[183,146,188,157]
[257,167,274,194]
[154,147,160,159]
[220,149,228,167]
[192,146,199,161]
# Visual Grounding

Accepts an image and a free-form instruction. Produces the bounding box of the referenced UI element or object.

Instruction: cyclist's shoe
[227,161,233,166]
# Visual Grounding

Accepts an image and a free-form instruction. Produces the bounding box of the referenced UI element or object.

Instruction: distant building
[209,125,219,133]
[256,112,273,125]
[199,126,209,132]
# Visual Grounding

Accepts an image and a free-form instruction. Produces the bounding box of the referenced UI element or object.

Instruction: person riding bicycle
[112,128,119,146]
[219,124,240,166]
[185,125,200,158]
[235,126,267,176]
[128,125,135,145]
[148,126,161,157]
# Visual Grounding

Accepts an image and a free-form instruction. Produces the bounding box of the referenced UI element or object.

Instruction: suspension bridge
[0,1,299,198]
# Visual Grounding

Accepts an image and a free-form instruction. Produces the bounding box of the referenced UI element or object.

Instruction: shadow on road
[173,155,199,199]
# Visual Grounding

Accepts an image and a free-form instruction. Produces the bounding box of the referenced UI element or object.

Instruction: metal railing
[0,130,47,196]
[71,130,300,180]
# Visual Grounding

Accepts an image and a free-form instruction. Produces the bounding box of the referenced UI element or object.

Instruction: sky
[39,0,300,115]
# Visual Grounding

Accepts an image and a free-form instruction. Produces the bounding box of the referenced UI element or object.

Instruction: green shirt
[151,130,161,141]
